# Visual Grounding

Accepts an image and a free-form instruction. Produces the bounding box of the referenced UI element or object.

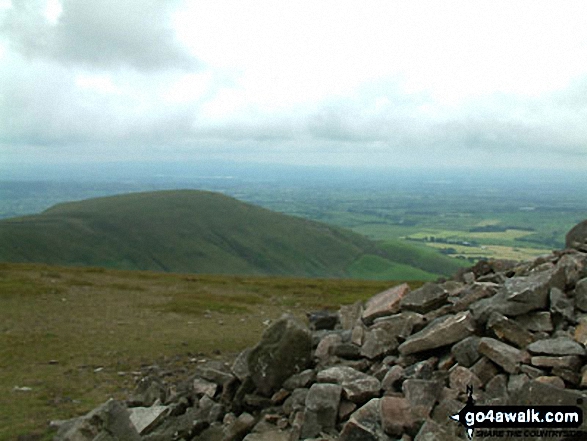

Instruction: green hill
[0,190,464,279]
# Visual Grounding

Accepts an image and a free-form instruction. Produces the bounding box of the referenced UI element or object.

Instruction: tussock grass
[0,262,422,440]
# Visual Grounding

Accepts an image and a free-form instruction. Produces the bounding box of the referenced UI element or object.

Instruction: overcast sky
[1,0,586,169]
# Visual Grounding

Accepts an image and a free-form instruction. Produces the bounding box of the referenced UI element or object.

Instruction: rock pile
[54,223,587,441]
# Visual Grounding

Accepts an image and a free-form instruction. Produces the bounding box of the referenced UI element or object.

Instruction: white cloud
[1,0,587,169]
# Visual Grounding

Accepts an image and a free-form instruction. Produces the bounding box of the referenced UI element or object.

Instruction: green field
[0,262,423,440]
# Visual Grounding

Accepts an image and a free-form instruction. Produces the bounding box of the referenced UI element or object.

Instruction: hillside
[0,190,464,279]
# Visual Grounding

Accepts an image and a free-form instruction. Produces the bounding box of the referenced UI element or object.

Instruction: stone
[566,219,587,252]
[339,301,364,330]
[576,278,587,312]
[360,328,398,359]
[339,398,391,441]
[512,380,587,408]
[402,379,443,420]
[247,314,312,396]
[398,311,475,355]
[450,336,480,367]
[527,337,586,356]
[307,310,339,330]
[282,388,308,415]
[514,311,553,332]
[362,283,410,324]
[535,376,566,389]
[381,365,404,392]
[530,355,582,370]
[487,312,534,348]
[470,267,565,322]
[54,399,141,441]
[300,383,342,438]
[242,431,289,441]
[128,405,169,435]
[448,283,499,312]
[231,348,251,382]
[334,342,362,359]
[196,365,234,386]
[128,377,166,407]
[380,396,416,437]
[414,418,457,441]
[550,287,574,322]
[315,333,342,361]
[574,321,587,345]
[283,369,315,390]
[339,400,357,421]
[223,412,256,441]
[484,374,508,401]
[317,366,381,404]
[400,282,448,314]
[193,377,218,398]
[469,357,499,387]
[448,366,482,394]
[478,337,529,374]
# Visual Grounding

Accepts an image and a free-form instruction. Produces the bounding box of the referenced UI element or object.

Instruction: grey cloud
[2,0,196,71]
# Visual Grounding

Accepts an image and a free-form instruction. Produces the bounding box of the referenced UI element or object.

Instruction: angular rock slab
[380,396,416,437]
[55,399,141,441]
[478,337,529,374]
[566,219,587,252]
[301,383,342,438]
[317,365,381,404]
[398,311,476,355]
[470,267,565,322]
[526,337,586,356]
[339,398,392,441]
[362,283,410,324]
[400,282,448,314]
[247,314,312,396]
[128,405,169,435]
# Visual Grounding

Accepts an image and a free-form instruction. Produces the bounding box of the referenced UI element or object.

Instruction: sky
[1,0,587,170]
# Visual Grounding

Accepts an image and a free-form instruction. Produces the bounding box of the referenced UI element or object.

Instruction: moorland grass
[0,262,424,440]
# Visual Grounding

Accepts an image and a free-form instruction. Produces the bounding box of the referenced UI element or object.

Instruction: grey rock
[447,282,499,312]
[339,301,364,330]
[247,314,312,396]
[487,312,534,348]
[193,377,218,398]
[400,282,448,314]
[526,337,586,356]
[231,348,252,382]
[283,369,315,390]
[128,405,169,435]
[398,311,476,355]
[242,431,289,441]
[339,398,392,441]
[128,377,166,407]
[576,278,587,312]
[414,418,458,441]
[55,399,141,441]
[301,383,342,438]
[307,310,339,330]
[530,355,582,370]
[448,366,482,394]
[402,379,443,420]
[334,342,362,359]
[380,396,416,437]
[360,328,398,359]
[514,311,553,332]
[470,267,565,322]
[381,365,404,392]
[550,287,574,322]
[315,333,342,361]
[362,283,410,324]
[317,366,380,404]
[566,219,587,252]
[282,388,309,415]
[223,412,256,441]
[478,337,530,374]
[450,336,480,367]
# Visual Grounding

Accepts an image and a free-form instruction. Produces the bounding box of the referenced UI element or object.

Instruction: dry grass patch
[0,263,417,440]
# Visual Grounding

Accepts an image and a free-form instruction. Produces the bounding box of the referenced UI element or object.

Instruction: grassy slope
[0,262,425,440]
[0,190,463,279]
